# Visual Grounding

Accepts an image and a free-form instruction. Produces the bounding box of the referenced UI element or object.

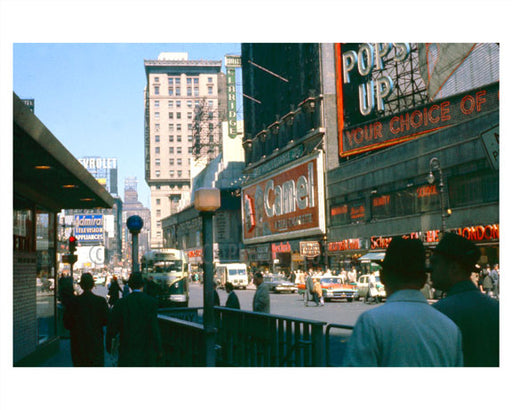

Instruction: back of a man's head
[128,272,144,290]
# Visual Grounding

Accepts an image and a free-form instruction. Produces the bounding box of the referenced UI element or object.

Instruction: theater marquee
[242,152,326,245]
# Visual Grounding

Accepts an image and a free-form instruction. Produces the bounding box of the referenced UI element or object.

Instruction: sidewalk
[40,337,116,367]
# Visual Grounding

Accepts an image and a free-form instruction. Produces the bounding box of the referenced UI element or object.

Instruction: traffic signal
[69,235,77,254]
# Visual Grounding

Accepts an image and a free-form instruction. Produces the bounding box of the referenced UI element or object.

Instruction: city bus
[140,248,189,307]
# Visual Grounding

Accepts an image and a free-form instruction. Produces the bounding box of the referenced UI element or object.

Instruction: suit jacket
[64,291,109,366]
[252,283,270,313]
[226,291,240,309]
[106,290,162,367]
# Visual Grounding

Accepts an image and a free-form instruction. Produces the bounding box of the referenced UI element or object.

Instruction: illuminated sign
[74,214,104,242]
[242,152,325,244]
[78,157,118,170]
[338,82,498,157]
[300,241,321,258]
[226,67,238,138]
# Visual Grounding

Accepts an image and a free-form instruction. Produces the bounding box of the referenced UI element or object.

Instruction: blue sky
[13,43,242,208]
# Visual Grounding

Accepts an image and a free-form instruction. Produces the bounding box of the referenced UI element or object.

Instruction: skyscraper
[144,52,226,248]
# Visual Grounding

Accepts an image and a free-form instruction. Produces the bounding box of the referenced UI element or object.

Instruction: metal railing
[158,307,347,366]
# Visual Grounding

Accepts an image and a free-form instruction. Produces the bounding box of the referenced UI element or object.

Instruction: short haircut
[225,282,234,291]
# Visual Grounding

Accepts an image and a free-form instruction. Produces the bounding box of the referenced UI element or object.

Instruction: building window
[169,158,174,165]
[208,100,214,107]
[154,100,160,108]
[169,124,174,131]
[168,100,174,108]
[155,135,160,143]
[188,124,193,131]
[154,86,160,95]
[155,123,160,131]
[177,158,182,166]
[209,123,214,130]
[176,87,181,96]
[208,86,213,95]
[208,77,213,83]
[187,112,193,119]
[209,135,214,143]
[169,112,174,119]
[177,136,182,142]
[155,170,160,177]
[188,147,193,154]
[155,77,159,82]
[177,112,181,119]
[156,209,161,217]
[175,78,181,85]
[168,78,173,85]
[168,87,174,96]
[178,170,182,177]
[155,147,160,154]
[155,159,160,166]
[156,198,161,205]
[187,100,193,108]
[194,78,199,84]
[188,135,193,142]
[194,87,199,97]
[177,124,182,131]
[155,112,160,119]
[177,147,182,154]
[176,101,181,108]
[170,170,174,177]
[187,87,192,96]
[156,185,161,190]
[169,147,174,154]
[169,135,174,142]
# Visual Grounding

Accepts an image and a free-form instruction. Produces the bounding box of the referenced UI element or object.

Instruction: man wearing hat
[106,272,163,366]
[252,271,270,313]
[430,232,499,366]
[63,272,109,366]
[343,237,463,366]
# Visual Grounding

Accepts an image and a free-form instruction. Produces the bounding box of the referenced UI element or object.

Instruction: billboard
[242,152,325,244]
[74,214,104,243]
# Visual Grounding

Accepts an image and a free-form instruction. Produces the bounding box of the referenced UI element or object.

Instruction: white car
[354,274,386,301]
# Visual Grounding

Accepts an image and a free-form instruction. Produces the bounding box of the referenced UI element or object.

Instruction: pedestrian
[313,278,323,306]
[144,275,160,299]
[122,278,130,298]
[343,237,463,367]
[430,232,499,367]
[365,272,380,304]
[304,271,314,306]
[107,275,122,307]
[490,264,499,297]
[225,282,240,309]
[106,272,163,366]
[252,271,270,313]
[213,282,221,306]
[482,271,494,296]
[63,273,109,367]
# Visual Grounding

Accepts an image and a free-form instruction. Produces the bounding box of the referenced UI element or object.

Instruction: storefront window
[36,210,56,344]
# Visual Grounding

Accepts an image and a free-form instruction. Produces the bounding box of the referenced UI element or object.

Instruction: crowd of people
[58,232,499,367]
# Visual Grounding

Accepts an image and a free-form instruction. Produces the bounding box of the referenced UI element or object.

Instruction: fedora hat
[377,237,426,275]
[433,232,480,270]
[79,272,95,290]
[128,272,144,290]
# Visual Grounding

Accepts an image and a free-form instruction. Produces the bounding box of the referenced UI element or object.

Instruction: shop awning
[358,252,385,262]
[13,93,114,211]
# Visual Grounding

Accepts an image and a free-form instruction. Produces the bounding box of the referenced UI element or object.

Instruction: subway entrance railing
[157,307,353,367]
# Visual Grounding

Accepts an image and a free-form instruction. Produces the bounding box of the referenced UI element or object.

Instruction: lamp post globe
[126,215,143,273]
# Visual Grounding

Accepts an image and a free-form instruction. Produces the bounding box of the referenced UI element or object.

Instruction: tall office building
[144,52,226,248]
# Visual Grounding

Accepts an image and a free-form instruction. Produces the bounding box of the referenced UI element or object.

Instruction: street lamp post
[194,187,221,367]
[427,157,451,235]
[126,215,144,273]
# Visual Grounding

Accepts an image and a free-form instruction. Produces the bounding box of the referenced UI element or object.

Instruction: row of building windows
[154,76,213,84]
[154,147,194,155]
[155,135,195,143]
[154,100,215,108]
[155,157,192,166]
[154,170,189,178]
[154,86,214,96]
[329,171,498,227]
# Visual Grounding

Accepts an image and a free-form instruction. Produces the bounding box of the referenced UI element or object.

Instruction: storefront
[13,94,114,365]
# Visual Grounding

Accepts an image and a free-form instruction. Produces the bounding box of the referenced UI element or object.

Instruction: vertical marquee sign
[225,55,241,139]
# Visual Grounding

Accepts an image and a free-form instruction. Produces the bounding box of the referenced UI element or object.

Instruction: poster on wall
[242,152,326,245]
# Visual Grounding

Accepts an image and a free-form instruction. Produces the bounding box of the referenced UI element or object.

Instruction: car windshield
[228,269,246,276]
[321,278,341,285]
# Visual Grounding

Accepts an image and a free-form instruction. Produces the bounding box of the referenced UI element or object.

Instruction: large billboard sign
[74,214,104,242]
[242,153,325,244]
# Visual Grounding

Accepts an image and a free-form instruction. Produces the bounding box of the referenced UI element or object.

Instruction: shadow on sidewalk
[40,338,116,367]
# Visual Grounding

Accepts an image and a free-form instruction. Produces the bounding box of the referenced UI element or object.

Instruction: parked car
[354,274,387,301]
[297,276,357,302]
[263,275,297,293]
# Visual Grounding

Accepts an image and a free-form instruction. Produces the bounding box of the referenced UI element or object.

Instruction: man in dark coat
[225,282,240,309]
[430,233,499,367]
[63,273,109,366]
[106,272,163,366]
[108,275,122,307]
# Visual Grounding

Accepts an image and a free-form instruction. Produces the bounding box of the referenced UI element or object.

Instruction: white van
[215,263,249,289]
